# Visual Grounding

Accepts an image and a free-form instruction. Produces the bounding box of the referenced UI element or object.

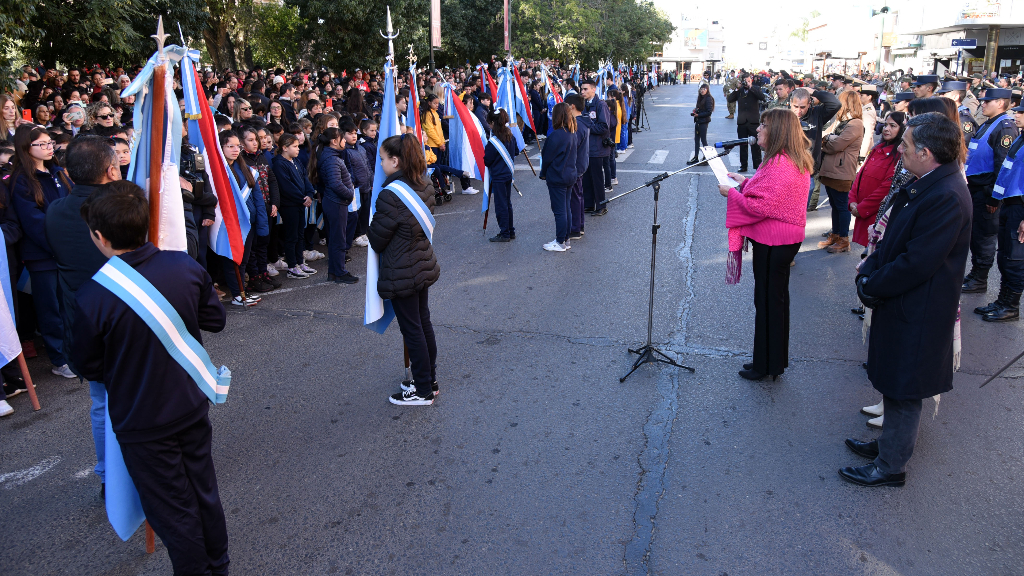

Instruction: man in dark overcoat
[841,112,973,487]
[725,73,767,172]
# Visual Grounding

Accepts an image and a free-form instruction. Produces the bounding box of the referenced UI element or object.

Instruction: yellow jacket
[422,109,446,148]
[613,102,623,144]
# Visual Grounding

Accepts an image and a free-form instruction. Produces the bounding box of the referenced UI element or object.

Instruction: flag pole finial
[380,6,399,63]
[407,44,417,67]
[152,16,170,57]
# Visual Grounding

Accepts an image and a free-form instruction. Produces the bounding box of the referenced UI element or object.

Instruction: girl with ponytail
[368,133,441,406]
[484,109,520,242]
[310,127,359,283]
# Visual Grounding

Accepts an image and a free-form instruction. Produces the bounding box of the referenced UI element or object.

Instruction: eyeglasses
[31,141,55,149]
[96,114,114,120]
[240,106,252,111]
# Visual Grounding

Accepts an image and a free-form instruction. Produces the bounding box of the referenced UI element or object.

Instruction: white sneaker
[266,264,280,277]
[353,235,369,247]
[286,266,309,279]
[543,240,568,252]
[611,178,618,185]
[272,258,288,270]
[300,263,317,274]
[627,143,634,149]
[860,401,884,417]
[463,171,472,179]
[302,250,324,261]
[0,399,12,417]
[51,364,76,379]
[319,238,327,245]
[461,186,479,195]
[231,295,259,306]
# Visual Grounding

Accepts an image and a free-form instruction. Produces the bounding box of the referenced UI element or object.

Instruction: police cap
[913,74,940,86]
[892,91,915,102]
[937,80,968,94]
[978,88,1013,100]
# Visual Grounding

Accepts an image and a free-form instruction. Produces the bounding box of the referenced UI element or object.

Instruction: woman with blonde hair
[0,94,23,139]
[83,102,118,132]
[718,108,814,381]
[818,90,865,254]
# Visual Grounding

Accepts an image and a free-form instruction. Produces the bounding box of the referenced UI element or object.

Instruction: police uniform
[977,105,1024,321]
[938,80,979,143]
[962,86,981,117]
[963,88,1021,293]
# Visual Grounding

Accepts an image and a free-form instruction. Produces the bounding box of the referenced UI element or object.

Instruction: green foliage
[0,0,38,90]
[237,2,305,68]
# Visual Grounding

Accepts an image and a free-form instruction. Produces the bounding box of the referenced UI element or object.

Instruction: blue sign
[952,39,978,47]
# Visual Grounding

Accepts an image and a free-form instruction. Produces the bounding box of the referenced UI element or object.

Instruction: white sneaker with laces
[266,264,280,277]
[462,186,479,195]
[287,266,309,279]
[231,296,259,306]
[611,178,618,185]
[300,263,317,274]
[272,258,288,270]
[0,399,12,417]
[51,364,77,379]
[353,235,369,247]
[302,250,324,261]
[543,240,568,252]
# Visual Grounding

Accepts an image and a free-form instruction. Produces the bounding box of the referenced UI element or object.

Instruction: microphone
[714,136,756,149]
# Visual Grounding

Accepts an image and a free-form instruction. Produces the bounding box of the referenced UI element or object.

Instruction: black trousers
[737,122,762,169]
[874,396,923,474]
[997,203,1024,292]
[391,287,437,396]
[582,159,606,210]
[279,206,306,268]
[751,241,800,376]
[694,122,709,156]
[119,415,229,576]
[970,193,1000,273]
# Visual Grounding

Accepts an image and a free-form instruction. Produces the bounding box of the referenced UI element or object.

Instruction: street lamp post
[873,6,890,74]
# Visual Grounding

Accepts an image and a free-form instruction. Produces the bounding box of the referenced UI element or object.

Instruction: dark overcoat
[860,161,972,400]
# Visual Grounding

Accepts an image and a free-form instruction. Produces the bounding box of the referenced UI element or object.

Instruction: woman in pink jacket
[719,108,814,381]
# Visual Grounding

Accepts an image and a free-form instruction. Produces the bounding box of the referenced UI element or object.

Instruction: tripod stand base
[620,344,696,382]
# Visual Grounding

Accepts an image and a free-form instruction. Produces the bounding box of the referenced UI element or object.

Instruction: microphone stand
[606,148,734,382]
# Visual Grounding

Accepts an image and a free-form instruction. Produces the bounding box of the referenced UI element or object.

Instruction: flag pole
[16,352,39,411]
[148,17,170,246]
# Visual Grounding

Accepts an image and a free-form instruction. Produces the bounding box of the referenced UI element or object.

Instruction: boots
[817,233,840,249]
[983,290,1021,322]
[826,236,850,253]
[962,268,989,293]
[974,286,1006,315]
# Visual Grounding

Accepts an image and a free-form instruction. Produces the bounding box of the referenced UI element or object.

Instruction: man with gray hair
[842,112,972,487]
[45,136,122,498]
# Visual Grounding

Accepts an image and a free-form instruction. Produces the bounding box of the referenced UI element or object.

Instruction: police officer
[958,76,981,116]
[963,88,1020,294]
[912,74,939,99]
[723,71,739,119]
[890,90,914,114]
[937,80,979,143]
[975,103,1024,321]
[898,75,913,92]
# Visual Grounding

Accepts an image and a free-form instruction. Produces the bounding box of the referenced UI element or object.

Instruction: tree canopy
[2,0,673,76]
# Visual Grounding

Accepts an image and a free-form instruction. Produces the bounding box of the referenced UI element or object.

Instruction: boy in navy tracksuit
[72,182,229,575]
[564,94,590,239]
[342,122,371,250]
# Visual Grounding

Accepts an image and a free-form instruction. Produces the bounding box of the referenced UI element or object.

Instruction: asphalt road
[3,83,1023,576]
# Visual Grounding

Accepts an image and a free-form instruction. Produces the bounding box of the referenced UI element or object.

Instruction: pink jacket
[726,155,809,250]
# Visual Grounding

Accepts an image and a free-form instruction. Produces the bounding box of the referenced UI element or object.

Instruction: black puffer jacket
[367,170,439,299]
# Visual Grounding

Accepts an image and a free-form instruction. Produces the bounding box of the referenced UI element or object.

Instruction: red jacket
[849,141,900,246]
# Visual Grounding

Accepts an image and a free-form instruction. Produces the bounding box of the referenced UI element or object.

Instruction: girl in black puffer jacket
[368,134,440,406]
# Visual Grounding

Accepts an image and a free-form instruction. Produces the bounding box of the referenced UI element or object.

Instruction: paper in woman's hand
[701,146,741,188]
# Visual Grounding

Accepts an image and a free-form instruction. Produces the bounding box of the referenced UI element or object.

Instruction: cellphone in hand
[22,109,33,121]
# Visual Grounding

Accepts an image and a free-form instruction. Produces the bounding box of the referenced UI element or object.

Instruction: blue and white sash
[349,187,361,213]
[385,180,435,243]
[92,256,231,404]
[482,135,516,214]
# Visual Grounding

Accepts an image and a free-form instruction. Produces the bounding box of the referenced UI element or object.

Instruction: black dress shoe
[743,362,753,370]
[329,272,359,284]
[862,362,868,370]
[738,368,778,381]
[737,166,748,173]
[851,306,865,314]
[844,438,879,459]
[686,156,699,165]
[592,207,608,216]
[838,463,905,487]
[489,234,512,242]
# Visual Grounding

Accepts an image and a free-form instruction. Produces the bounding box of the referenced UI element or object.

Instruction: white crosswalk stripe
[616,149,634,162]
[648,150,669,164]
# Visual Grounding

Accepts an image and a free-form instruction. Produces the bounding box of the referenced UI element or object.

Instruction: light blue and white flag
[0,246,21,366]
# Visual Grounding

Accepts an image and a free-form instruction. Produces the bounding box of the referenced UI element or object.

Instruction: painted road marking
[649,150,669,164]
[1,456,60,489]
[616,149,634,162]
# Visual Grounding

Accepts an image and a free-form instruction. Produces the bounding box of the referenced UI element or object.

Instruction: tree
[237,3,305,69]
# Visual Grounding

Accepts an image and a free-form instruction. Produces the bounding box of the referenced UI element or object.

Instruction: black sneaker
[264,273,282,289]
[489,234,511,242]
[401,379,439,396]
[592,207,608,216]
[3,378,27,398]
[389,388,434,406]
[328,272,359,284]
[567,231,583,240]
